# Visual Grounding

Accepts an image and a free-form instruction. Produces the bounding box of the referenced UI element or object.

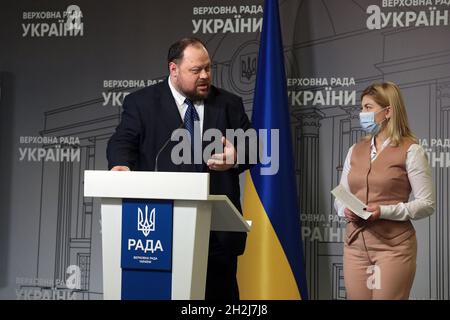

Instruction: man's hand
[207,137,237,171]
[344,208,362,223]
[110,166,130,171]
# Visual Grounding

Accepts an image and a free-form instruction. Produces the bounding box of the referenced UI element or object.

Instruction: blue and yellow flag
[237,0,308,300]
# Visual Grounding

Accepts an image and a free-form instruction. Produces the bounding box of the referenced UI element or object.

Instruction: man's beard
[183,82,210,101]
[186,91,209,101]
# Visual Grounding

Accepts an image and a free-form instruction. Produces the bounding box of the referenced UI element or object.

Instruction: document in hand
[331,184,372,220]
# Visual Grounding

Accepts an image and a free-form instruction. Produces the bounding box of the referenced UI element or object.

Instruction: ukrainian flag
[237,0,308,300]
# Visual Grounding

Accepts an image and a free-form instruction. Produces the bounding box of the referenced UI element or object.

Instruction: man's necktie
[184,98,200,145]
[184,98,202,171]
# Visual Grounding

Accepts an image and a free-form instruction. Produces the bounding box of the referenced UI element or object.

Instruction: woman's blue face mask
[359,108,388,135]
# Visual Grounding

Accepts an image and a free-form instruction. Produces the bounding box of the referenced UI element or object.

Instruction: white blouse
[334,137,435,221]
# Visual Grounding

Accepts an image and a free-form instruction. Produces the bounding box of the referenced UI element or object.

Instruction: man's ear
[169,62,178,78]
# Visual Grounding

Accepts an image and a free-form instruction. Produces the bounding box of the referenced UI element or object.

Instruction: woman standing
[334,82,435,299]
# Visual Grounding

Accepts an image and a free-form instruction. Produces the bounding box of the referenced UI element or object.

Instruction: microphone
[155,121,185,172]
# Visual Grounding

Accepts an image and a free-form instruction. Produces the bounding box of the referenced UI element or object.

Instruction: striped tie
[184,98,200,146]
[184,98,202,171]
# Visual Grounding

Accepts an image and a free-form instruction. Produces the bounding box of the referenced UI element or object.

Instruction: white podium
[84,170,251,300]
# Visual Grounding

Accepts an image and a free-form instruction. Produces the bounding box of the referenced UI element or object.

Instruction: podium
[84,170,251,300]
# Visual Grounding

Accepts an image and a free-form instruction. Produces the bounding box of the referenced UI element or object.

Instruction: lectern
[84,170,251,300]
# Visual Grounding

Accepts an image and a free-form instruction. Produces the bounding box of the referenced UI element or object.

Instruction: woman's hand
[344,208,362,223]
[365,205,381,222]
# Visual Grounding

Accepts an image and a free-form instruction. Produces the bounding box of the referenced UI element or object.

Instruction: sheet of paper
[331,184,372,220]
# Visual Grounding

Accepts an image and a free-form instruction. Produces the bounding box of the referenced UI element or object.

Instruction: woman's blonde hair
[361,82,417,146]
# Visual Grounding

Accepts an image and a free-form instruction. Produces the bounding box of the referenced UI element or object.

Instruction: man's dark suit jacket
[107,79,252,258]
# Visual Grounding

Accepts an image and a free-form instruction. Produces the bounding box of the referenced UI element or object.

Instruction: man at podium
[106,37,253,300]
